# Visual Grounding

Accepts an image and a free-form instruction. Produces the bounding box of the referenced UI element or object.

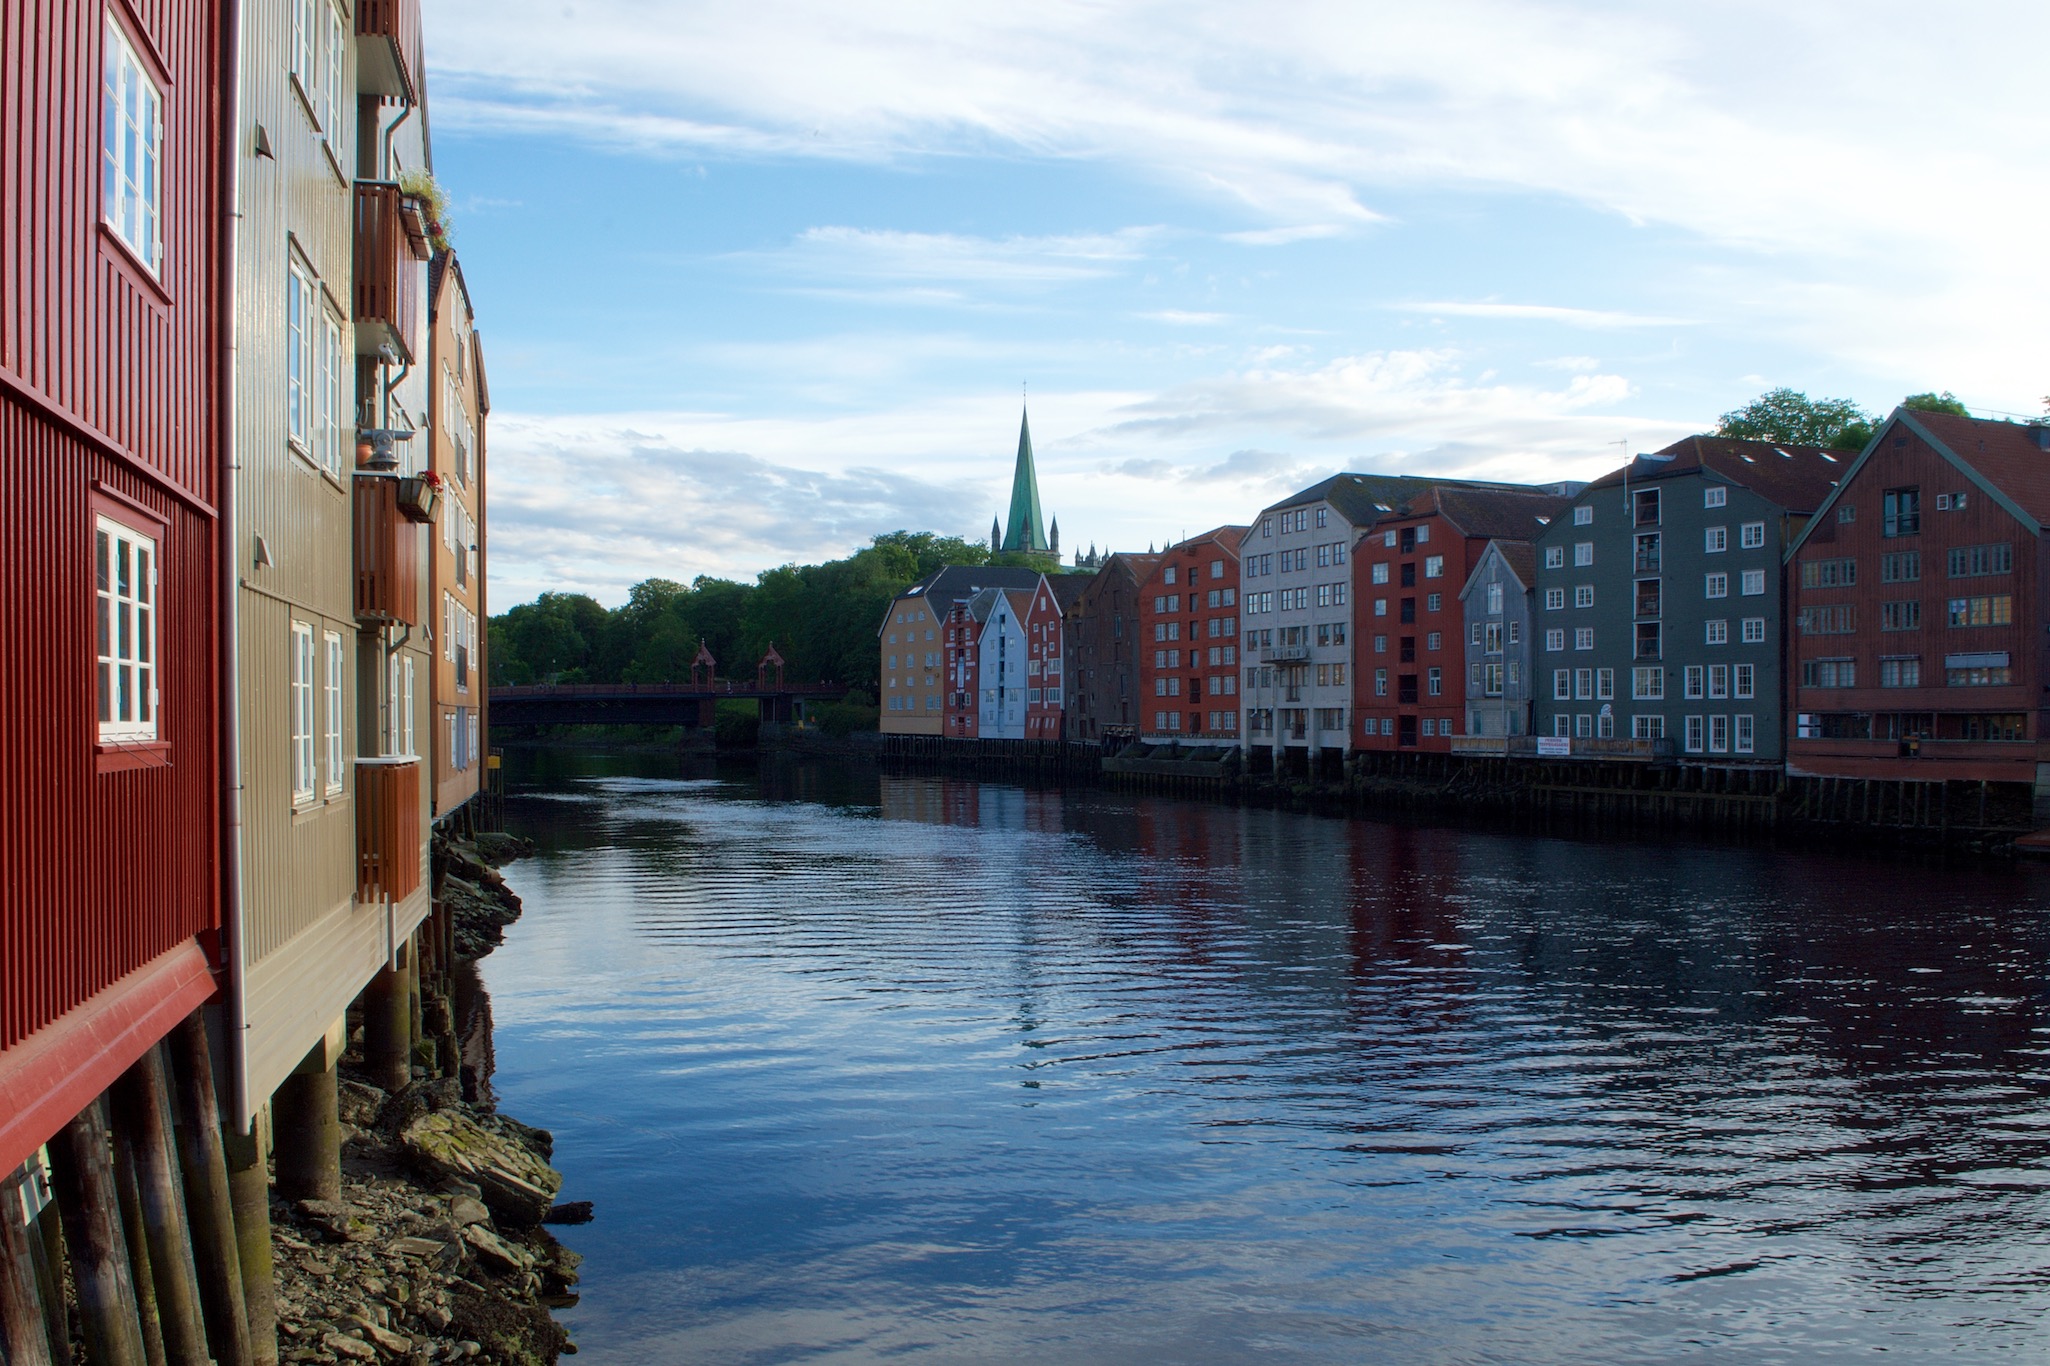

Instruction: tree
[1901,391,1972,417]
[1716,388,1874,452]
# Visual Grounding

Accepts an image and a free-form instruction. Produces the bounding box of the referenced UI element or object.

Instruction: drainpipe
[219,0,250,1125]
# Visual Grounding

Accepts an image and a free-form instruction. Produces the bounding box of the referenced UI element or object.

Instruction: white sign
[1537,736,1572,757]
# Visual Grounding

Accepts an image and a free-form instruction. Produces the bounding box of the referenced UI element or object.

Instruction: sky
[423,1,2050,608]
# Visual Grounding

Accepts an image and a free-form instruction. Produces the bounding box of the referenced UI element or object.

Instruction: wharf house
[1459,542,1540,739]
[879,564,1044,734]
[1061,551,1159,741]
[428,253,490,818]
[1135,527,1248,742]
[1354,487,1572,751]
[1533,437,1839,761]
[976,587,1036,738]
[1026,575,1088,738]
[0,0,230,1283]
[1786,410,2050,810]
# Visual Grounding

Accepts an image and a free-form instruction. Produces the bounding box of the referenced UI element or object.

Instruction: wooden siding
[0,0,222,1087]
[427,259,484,817]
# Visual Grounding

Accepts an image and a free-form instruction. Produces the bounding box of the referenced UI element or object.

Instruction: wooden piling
[107,1131,167,1366]
[164,1015,255,1366]
[221,1117,276,1366]
[47,1098,149,1366]
[31,1199,71,1366]
[361,957,413,1093]
[111,1048,209,1366]
[0,1170,57,1366]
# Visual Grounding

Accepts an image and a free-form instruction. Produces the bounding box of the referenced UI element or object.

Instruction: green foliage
[1715,388,1874,452]
[1901,391,1972,417]
[808,690,879,738]
[397,170,453,253]
[713,700,760,748]
[490,532,1002,694]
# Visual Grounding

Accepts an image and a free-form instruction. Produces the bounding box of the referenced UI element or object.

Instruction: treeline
[489,531,1060,692]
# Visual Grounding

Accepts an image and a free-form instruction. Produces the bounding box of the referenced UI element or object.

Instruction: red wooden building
[943,598,982,738]
[1022,576,1071,739]
[1136,528,1246,739]
[1353,487,1571,750]
[0,0,225,1177]
[1788,409,2050,803]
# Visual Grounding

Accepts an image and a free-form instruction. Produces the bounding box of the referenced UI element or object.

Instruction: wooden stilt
[164,1015,254,1366]
[46,1098,149,1366]
[361,959,413,1093]
[221,1116,277,1366]
[0,1172,57,1366]
[108,1130,168,1366]
[30,1203,71,1366]
[271,1053,340,1207]
[111,1049,209,1366]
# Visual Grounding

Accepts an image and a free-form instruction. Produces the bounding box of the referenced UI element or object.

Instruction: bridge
[489,680,852,728]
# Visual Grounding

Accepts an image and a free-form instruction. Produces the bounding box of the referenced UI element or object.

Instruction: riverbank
[267,829,583,1366]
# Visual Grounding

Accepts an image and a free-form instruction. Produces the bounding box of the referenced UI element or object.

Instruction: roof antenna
[1616,437,1632,515]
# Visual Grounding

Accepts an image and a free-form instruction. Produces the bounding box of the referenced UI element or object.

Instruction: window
[1800,559,1856,589]
[323,631,344,794]
[1401,598,1417,623]
[1947,659,2013,687]
[1740,570,1765,596]
[1709,715,1730,754]
[1883,487,1920,537]
[1881,600,1920,631]
[291,622,317,801]
[1545,546,1565,569]
[1315,507,1328,528]
[1708,664,1729,700]
[1508,622,1520,644]
[1545,628,1564,651]
[1164,567,1177,585]
[1574,505,1594,526]
[287,264,316,452]
[1425,555,1445,579]
[1544,587,1565,611]
[1375,598,1388,617]
[1596,668,1614,700]
[1741,617,1766,644]
[1838,504,1856,524]
[1372,563,1390,584]
[1880,656,1921,688]
[1882,552,1922,583]
[1426,631,1442,651]
[1947,595,2013,628]
[1705,572,1728,599]
[1570,627,1590,651]
[1575,713,1593,739]
[1740,522,1766,550]
[317,311,345,476]
[1553,668,1572,700]
[1705,526,1728,553]
[1635,622,1660,660]
[1634,532,1661,572]
[1634,488,1661,526]
[1799,605,1856,635]
[1574,585,1594,609]
[95,516,158,742]
[1425,593,1439,613]
[1801,657,1855,688]
[1427,668,1442,697]
[1704,486,1727,509]
[1948,544,2013,578]
[1573,542,1594,567]
[1375,669,1388,697]
[1684,665,1704,700]
[1685,715,1704,753]
[1633,666,1664,700]
[1634,715,1666,740]
[102,22,164,272]
[1485,582,1504,615]
[1706,619,1728,645]
[1734,715,1754,754]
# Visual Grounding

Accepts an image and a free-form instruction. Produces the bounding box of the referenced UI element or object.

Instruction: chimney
[2035,426,2050,452]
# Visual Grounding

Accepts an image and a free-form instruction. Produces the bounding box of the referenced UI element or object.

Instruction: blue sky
[423,1,2050,607]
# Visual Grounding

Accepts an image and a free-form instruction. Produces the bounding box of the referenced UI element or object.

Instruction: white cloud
[1396,301,1692,329]
[1139,309,1230,325]
[761,225,1159,286]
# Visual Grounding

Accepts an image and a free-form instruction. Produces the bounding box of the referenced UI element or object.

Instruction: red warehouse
[1137,527,1246,740]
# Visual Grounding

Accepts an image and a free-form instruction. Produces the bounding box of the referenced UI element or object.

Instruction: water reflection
[484,753,2050,1363]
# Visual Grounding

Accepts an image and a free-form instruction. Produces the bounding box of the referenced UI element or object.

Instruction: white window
[323,631,344,793]
[1545,546,1565,569]
[1424,555,1444,579]
[1704,486,1727,509]
[318,310,344,477]
[1685,715,1705,753]
[1685,665,1704,699]
[1633,666,1664,700]
[1706,619,1728,645]
[1573,542,1594,567]
[1486,582,1504,614]
[1545,587,1565,611]
[1574,585,1594,609]
[1553,669,1571,700]
[1735,714,1755,753]
[1575,668,1593,700]
[1574,627,1593,650]
[1705,572,1728,599]
[1372,563,1389,584]
[291,0,316,102]
[1574,506,1593,526]
[1742,617,1767,644]
[287,263,316,453]
[102,22,164,273]
[1553,714,1571,738]
[323,2,345,142]
[1575,713,1593,738]
[291,622,317,802]
[1709,714,1730,753]
[1741,569,1766,596]
[1705,526,1728,553]
[1596,668,1614,700]
[1708,664,1729,700]
[1545,628,1565,652]
[1633,715,1666,740]
[1740,522,1766,549]
[1375,598,1388,617]
[1735,663,1755,699]
[95,516,159,742]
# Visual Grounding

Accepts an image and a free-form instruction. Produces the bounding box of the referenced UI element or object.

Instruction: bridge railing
[490,681,850,699]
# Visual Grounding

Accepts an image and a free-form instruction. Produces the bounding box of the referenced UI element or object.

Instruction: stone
[399,1110,562,1228]
[542,1201,593,1225]
[323,1332,377,1361]
[448,1195,492,1228]
[392,1236,447,1259]
[337,1080,388,1128]
[461,1223,531,1274]
[347,1315,413,1355]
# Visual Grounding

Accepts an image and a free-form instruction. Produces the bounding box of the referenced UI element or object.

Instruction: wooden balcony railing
[354,475,421,626]
[356,758,422,904]
[356,0,422,104]
[353,182,428,363]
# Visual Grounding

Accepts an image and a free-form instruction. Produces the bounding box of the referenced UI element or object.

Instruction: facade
[1787,410,2050,798]
[880,565,1043,733]
[1023,576,1073,738]
[1532,437,1839,761]
[1136,528,1246,740]
[0,0,226,1176]
[428,253,490,818]
[1459,542,1539,740]
[943,598,983,737]
[977,588,1033,738]
[1063,553,1158,740]
[1355,488,1571,750]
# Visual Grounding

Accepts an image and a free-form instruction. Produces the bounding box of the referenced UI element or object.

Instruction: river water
[484,751,2050,1363]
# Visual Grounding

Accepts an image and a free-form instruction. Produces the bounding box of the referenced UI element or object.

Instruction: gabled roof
[1001,407,1049,554]
[1458,538,1537,601]
[1265,473,1575,527]
[1046,572,1092,612]
[1581,435,1844,514]
[1788,409,2050,559]
[1070,552,1159,612]
[881,564,1046,636]
[1428,486,1574,541]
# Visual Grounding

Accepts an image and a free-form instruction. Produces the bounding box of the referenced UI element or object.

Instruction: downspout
[219,0,250,1126]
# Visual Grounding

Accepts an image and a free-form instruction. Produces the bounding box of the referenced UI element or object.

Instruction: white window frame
[102,21,164,274]
[1709,714,1730,753]
[1573,542,1594,567]
[287,263,316,453]
[1705,572,1728,599]
[290,622,317,803]
[1705,526,1728,553]
[1685,715,1705,753]
[403,655,416,757]
[96,515,160,743]
[1574,585,1594,609]
[1685,665,1704,699]
[1545,546,1564,569]
[1545,628,1564,652]
[1734,663,1755,700]
[1734,714,1755,754]
[1633,666,1664,701]
[318,307,344,477]
[1704,486,1727,509]
[1574,506,1594,526]
[1574,627,1593,651]
[323,631,345,794]
[1708,663,1729,700]
[1741,569,1766,596]
[1706,619,1728,645]
[1424,555,1444,579]
[1553,669,1571,701]
[1742,617,1767,644]
[1740,522,1766,550]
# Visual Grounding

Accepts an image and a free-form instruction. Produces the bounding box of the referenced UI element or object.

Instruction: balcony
[354,475,422,626]
[353,182,430,363]
[356,758,422,904]
[356,0,422,104]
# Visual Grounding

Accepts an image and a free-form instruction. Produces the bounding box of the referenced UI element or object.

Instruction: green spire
[1001,404,1049,554]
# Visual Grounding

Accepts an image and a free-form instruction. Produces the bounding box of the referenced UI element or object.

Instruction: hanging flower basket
[397,476,439,523]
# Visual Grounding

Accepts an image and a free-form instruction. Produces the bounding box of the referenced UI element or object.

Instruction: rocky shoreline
[269,830,583,1366]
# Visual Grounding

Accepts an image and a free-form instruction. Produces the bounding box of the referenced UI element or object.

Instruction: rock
[449,1196,492,1228]
[542,1202,592,1226]
[381,1079,466,1136]
[399,1110,562,1228]
[462,1224,532,1274]
[346,1314,413,1355]
[481,1114,553,1161]
[337,1080,388,1128]
[391,1236,451,1260]
[323,1331,377,1361]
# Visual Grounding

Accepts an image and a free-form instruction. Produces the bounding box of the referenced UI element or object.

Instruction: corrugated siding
[0,0,221,1053]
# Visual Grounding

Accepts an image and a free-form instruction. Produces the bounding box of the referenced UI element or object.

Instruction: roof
[1001,407,1050,554]
[1265,472,1574,527]
[1581,435,1845,513]
[882,564,1046,636]
[1166,524,1249,556]
[1789,409,2050,557]
[1459,538,1537,600]
[1046,572,1092,612]
[1429,486,1574,541]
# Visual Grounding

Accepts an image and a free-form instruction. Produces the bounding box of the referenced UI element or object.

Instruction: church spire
[991,514,1002,554]
[1000,402,1049,555]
